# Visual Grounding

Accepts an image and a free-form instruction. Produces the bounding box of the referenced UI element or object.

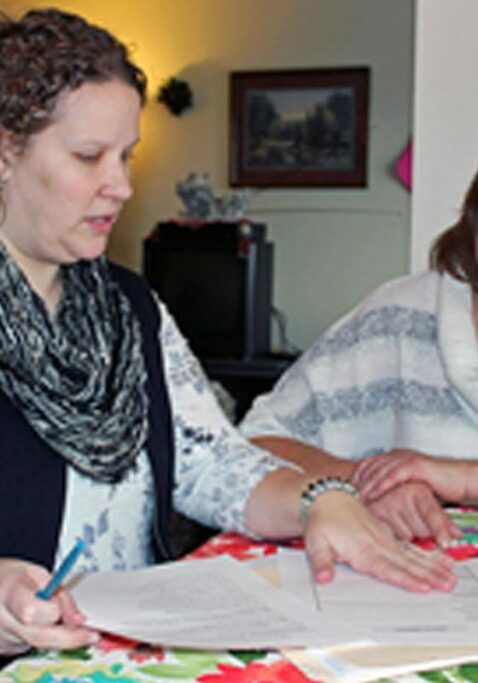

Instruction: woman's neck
[0,235,62,314]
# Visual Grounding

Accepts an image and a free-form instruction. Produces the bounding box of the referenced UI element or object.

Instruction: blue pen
[37,539,86,600]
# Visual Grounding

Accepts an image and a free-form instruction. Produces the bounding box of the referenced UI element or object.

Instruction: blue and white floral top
[57,297,286,572]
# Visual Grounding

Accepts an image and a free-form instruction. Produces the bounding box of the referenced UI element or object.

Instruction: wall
[411,0,478,272]
[11,0,414,350]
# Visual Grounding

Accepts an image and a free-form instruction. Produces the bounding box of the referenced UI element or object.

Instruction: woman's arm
[158,300,300,533]
[157,301,456,592]
[251,435,355,478]
[251,437,460,548]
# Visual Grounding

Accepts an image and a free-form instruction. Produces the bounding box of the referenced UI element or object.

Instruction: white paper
[276,546,319,606]
[276,549,478,682]
[315,558,478,644]
[71,555,356,650]
[276,548,478,645]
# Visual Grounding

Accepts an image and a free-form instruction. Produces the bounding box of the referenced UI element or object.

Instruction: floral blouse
[57,297,286,572]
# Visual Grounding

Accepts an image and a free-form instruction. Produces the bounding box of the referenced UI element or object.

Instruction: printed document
[277,548,478,644]
[275,549,478,682]
[70,555,356,650]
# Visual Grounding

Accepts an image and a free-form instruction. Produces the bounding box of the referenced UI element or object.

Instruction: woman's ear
[0,129,19,183]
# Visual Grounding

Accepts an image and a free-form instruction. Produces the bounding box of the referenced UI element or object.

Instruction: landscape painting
[230,68,369,188]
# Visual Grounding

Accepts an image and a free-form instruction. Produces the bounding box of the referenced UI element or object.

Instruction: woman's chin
[73,237,109,262]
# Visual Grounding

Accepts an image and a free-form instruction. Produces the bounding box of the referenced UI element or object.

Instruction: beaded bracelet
[299,476,360,525]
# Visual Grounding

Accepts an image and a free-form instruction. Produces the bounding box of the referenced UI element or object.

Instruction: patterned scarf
[0,244,149,483]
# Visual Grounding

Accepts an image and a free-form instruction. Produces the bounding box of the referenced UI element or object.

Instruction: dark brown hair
[0,7,147,144]
[430,170,478,292]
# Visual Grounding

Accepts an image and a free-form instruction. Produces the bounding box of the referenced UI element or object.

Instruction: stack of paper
[69,512,478,681]
[275,547,478,682]
[70,555,354,650]
[283,643,478,683]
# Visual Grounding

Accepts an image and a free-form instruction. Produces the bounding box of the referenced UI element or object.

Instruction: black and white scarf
[0,245,149,483]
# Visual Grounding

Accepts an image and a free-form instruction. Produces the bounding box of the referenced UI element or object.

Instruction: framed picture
[229,67,370,188]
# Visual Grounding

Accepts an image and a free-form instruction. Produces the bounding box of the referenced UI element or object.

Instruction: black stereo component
[143,220,273,359]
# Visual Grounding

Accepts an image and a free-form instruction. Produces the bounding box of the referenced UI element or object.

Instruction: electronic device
[143,220,273,359]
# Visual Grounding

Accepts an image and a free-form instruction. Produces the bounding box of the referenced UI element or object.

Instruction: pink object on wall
[395,141,412,191]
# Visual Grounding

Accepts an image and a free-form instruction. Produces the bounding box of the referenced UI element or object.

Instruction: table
[2,530,478,683]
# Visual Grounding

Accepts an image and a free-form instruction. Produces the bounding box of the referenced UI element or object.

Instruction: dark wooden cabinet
[201,354,296,422]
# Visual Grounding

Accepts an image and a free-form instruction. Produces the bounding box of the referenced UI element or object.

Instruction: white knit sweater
[241,271,478,461]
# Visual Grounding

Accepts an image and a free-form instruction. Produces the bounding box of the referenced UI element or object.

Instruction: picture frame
[229,67,370,188]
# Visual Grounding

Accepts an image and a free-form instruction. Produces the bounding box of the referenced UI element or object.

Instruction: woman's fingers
[0,559,98,654]
[12,620,98,651]
[2,592,97,652]
[352,458,394,496]
[374,503,416,540]
[413,489,461,547]
[360,546,454,593]
[305,532,336,584]
[344,526,456,593]
[7,586,61,627]
[57,588,86,627]
[353,451,424,501]
[304,491,456,593]
[368,482,459,545]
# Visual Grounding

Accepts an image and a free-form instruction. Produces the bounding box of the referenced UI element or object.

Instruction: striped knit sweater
[241,271,478,461]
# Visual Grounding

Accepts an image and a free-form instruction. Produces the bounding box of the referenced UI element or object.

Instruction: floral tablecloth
[2,522,478,683]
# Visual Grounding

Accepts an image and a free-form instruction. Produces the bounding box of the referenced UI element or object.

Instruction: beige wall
[10,0,414,350]
[411,0,478,273]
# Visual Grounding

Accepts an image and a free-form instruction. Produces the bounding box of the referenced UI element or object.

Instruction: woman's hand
[0,559,98,656]
[303,490,456,593]
[367,482,462,547]
[352,450,475,503]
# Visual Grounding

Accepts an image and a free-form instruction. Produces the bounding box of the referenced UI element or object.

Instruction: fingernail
[87,632,100,644]
[315,569,334,583]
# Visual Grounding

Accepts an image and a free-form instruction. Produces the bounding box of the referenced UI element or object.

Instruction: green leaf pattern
[0,647,274,683]
[3,648,478,683]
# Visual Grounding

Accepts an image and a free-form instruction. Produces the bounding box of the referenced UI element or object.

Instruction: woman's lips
[85,214,116,235]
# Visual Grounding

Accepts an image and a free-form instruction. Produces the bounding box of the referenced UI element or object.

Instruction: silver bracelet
[300,476,360,525]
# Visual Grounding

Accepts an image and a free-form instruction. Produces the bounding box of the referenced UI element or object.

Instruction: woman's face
[0,79,141,270]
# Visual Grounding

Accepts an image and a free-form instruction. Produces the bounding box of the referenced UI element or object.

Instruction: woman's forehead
[37,80,141,143]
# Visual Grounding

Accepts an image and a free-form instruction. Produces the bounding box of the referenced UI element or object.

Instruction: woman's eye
[121,150,135,163]
[75,152,101,163]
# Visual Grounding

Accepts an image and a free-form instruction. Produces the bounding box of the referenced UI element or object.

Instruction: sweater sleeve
[156,297,298,534]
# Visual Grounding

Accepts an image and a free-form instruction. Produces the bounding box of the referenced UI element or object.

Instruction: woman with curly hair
[0,7,455,660]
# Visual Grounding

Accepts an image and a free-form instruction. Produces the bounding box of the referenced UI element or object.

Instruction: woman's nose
[101,163,133,201]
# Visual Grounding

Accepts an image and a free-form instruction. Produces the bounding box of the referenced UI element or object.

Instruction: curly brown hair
[430,170,478,292]
[0,7,147,143]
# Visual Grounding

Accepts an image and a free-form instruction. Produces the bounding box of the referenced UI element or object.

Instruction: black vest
[0,263,174,569]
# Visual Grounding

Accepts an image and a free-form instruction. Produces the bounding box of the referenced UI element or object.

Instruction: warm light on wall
[20,0,171,95]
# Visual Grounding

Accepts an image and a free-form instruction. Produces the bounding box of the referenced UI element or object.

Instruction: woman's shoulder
[359,270,441,313]
[107,260,162,326]
[310,270,441,353]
